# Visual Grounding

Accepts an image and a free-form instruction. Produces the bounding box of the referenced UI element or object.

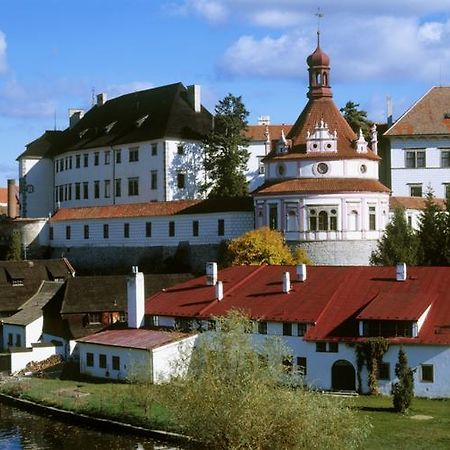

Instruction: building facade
[18,83,212,218]
[385,86,450,200]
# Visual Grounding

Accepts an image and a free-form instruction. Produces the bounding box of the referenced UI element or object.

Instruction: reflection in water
[0,402,181,450]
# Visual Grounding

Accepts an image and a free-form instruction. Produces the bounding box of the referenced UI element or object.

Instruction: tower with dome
[253,34,390,265]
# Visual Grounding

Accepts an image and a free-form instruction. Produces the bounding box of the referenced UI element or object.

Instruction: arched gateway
[331,360,356,391]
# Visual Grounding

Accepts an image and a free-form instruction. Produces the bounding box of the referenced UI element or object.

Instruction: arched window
[349,210,359,231]
[287,210,299,232]
[322,72,328,85]
[318,211,328,231]
[309,209,318,231]
[315,72,321,85]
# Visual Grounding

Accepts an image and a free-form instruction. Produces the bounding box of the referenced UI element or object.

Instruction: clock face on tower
[317,162,329,174]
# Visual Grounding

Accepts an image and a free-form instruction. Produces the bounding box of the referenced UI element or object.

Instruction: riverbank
[0,377,196,448]
[1,377,450,449]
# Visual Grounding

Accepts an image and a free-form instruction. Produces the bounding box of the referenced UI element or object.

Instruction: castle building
[253,34,390,264]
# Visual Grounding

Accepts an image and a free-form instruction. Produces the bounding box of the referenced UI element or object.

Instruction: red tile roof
[0,188,7,205]
[50,197,253,222]
[245,125,292,141]
[385,86,450,136]
[253,178,390,196]
[146,265,450,345]
[77,328,191,350]
[390,196,446,210]
[266,97,379,161]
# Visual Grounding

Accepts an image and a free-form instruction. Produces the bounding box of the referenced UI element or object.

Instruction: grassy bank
[1,378,449,448]
[0,378,174,431]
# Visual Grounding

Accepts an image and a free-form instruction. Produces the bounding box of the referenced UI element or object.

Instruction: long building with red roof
[144,263,450,397]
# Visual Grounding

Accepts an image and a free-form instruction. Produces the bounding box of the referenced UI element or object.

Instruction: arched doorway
[331,360,356,391]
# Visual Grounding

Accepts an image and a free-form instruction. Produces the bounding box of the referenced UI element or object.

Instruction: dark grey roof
[0,259,73,314]
[20,83,212,160]
[3,281,64,326]
[61,273,194,314]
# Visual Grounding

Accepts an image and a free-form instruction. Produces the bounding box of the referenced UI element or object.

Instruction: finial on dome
[315,8,324,47]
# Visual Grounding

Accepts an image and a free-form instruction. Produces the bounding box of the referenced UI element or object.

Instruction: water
[0,402,183,450]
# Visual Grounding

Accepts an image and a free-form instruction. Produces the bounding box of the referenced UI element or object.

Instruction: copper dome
[307,46,330,67]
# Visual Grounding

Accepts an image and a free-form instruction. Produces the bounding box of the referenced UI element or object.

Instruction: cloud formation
[219,16,450,83]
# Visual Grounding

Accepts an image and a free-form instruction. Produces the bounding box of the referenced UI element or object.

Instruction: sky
[1,0,450,186]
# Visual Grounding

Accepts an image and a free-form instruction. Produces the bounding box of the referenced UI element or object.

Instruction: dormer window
[306,120,337,153]
[104,121,117,134]
[79,129,89,139]
[136,114,149,128]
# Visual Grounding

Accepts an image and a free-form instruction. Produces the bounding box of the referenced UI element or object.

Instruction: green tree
[370,207,419,266]
[392,348,414,413]
[158,310,369,449]
[417,189,448,265]
[6,231,22,261]
[222,227,312,266]
[340,101,373,140]
[203,94,250,197]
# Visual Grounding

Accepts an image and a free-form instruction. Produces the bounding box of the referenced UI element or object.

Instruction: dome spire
[307,10,332,99]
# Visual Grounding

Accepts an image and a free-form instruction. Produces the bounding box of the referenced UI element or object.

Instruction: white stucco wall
[19,157,54,218]
[389,137,450,198]
[3,317,43,349]
[49,211,254,248]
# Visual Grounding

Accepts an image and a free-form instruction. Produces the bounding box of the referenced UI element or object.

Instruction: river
[0,402,183,450]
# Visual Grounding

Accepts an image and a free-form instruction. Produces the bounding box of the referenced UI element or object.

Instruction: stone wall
[291,240,378,266]
[50,243,223,274]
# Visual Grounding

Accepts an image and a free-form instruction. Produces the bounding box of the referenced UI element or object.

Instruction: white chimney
[68,109,85,128]
[258,115,271,125]
[96,92,107,106]
[127,266,145,328]
[206,262,218,286]
[283,271,291,293]
[215,280,223,301]
[296,264,307,282]
[396,263,407,282]
[187,85,201,113]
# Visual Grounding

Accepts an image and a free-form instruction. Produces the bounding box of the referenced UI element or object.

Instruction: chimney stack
[127,266,145,328]
[7,179,17,219]
[96,92,107,106]
[283,271,291,293]
[296,264,307,282]
[396,263,407,282]
[206,262,218,286]
[68,109,85,128]
[215,280,223,301]
[187,85,201,113]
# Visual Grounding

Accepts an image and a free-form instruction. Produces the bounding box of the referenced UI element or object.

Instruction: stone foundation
[290,240,378,266]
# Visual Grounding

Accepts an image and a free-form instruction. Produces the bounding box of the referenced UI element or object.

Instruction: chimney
[206,262,218,286]
[396,263,407,282]
[96,92,107,106]
[283,271,291,293]
[370,124,378,155]
[127,266,145,328]
[296,264,307,282]
[68,109,85,128]
[7,179,17,219]
[215,280,223,301]
[258,115,271,125]
[187,85,201,113]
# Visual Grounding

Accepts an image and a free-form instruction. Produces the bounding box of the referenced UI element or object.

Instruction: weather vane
[315,7,324,46]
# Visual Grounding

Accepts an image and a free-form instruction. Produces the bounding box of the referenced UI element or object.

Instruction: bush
[392,348,414,413]
[157,311,369,449]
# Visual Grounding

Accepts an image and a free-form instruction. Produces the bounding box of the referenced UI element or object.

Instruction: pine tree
[417,189,448,265]
[340,101,372,140]
[392,348,414,413]
[6,231,22,261]
[370,207,419,265]
[202,94,250,198]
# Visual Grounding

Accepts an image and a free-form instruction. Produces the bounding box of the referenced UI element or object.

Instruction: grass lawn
[1,378,449,448]
[0,378,174,431]
[349,395,450,449]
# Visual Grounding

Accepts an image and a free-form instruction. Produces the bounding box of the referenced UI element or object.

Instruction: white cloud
[220,33,311,78]
[174,0,228,23]
[219,16,450,84]
[0,31,8,73]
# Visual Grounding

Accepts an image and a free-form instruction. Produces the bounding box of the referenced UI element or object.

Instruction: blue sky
[1,0,450,186]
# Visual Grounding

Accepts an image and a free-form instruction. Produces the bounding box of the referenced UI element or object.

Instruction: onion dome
[307,45,330,67]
